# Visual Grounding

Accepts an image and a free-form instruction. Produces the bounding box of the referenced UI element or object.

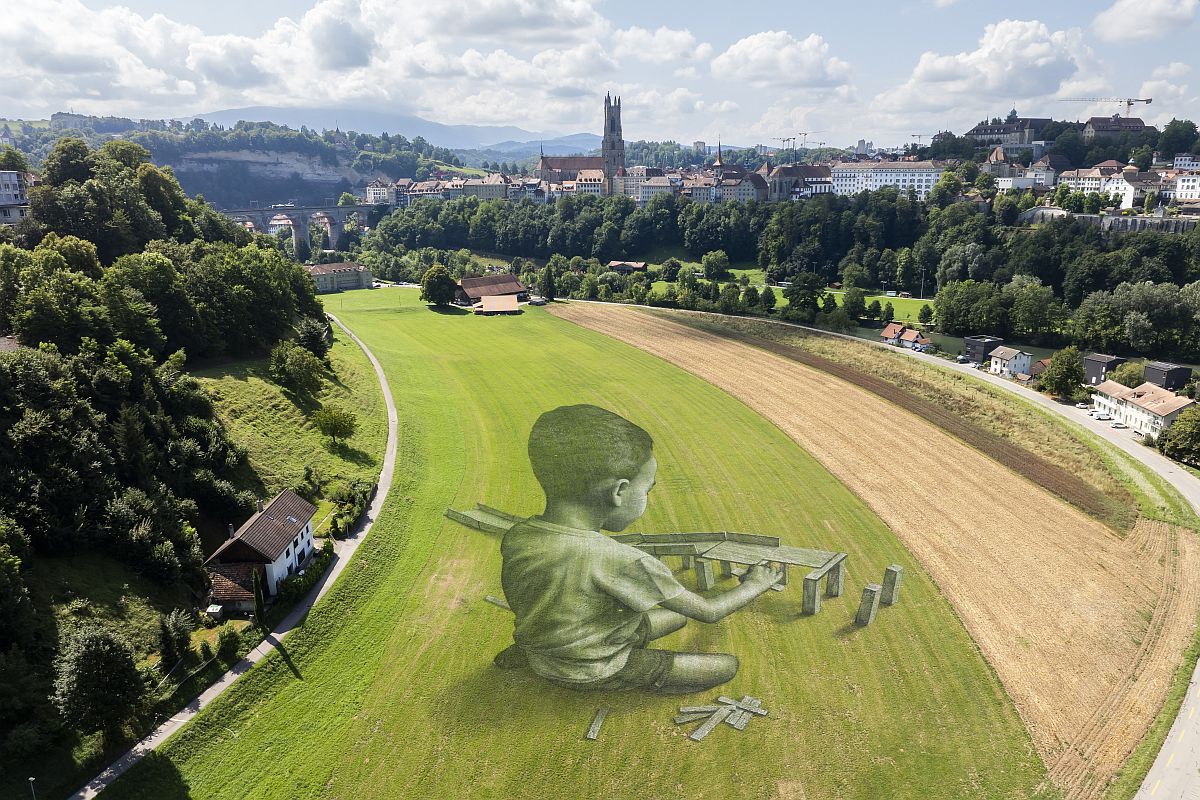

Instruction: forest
[0,137,325,762]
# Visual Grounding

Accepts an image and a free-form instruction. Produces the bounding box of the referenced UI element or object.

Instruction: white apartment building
[365,179,395,205]
[996,176,1037,191]
[1092,381,1194,437]
[575,169,606,196]
[637,176,675,206]
[1173,172,1200,201]
[1174,154,1198,171]
[830,161,945,200]
[0,170,29,225]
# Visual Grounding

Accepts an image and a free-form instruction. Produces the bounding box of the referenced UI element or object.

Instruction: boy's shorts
[550,617,675,691]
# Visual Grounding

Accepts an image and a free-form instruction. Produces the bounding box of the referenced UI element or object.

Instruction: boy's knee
[655,652,738,694]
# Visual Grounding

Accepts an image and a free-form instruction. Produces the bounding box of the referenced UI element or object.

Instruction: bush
[312,403,358,443]
[275,540,335,606]
[295,316,331,359]
[215,624,241,663]
[198,640,214,662]
[269,340,325,394]
[326,480,375,538]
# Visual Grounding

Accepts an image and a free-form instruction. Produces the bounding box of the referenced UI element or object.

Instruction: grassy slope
[106,288,1046,800]
[194,328,388,535]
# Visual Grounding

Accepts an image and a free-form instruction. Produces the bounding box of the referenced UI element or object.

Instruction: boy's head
[528,405,656,531]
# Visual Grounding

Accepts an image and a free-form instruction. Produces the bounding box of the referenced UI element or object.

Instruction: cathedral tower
[602,93,625,195]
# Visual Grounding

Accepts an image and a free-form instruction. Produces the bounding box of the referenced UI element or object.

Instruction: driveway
[69,314,399,799]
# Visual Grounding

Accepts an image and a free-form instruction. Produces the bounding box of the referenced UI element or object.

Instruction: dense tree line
[0,138,326,760]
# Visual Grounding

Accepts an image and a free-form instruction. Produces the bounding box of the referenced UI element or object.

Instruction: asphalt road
[69,314,399,799]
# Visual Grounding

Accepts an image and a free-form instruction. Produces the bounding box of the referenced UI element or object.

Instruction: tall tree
[52,628,145,739]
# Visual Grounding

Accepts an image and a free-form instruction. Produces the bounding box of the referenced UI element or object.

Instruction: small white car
[1110,421,1127,429]
[1074,403,1090,409]
[1094,413,1112,421]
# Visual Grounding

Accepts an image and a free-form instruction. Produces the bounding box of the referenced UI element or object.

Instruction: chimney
[257,497,264,513]
[228,523,236,539]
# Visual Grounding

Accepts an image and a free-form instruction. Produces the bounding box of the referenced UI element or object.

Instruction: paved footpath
[597,303,1200,798]
[70,314,398,799]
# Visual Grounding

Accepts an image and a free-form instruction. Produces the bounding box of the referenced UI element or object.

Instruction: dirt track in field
[552,303,1200,799]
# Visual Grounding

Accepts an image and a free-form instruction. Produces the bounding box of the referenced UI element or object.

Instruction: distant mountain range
[186,105,598,152]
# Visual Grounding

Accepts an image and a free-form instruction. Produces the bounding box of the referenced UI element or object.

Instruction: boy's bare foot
[494,643,529,669]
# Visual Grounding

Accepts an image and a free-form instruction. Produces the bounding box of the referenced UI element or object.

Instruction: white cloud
[1138,63,1196,127]
[710,31,850,89]
[1093,0,1197,42]
[612,26,710,63]
[875,20,1086,115]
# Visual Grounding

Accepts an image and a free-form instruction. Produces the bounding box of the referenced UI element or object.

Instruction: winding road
[69,314,399,799]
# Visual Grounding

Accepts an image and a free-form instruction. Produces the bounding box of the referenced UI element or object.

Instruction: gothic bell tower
[601,93,625,195]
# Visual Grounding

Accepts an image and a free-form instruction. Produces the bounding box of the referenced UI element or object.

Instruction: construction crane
[796,130,826,148]
[910,133,935,146]
[1061,97,1152,117]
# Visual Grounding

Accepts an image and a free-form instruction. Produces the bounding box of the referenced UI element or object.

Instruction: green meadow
[104,287,1048,800]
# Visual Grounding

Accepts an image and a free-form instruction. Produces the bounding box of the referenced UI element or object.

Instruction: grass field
[103,288,1048,800]
[195,328,388,539]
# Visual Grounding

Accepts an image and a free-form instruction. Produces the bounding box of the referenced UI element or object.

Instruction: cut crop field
[105,288,1047,800]
[552,302,1200,800]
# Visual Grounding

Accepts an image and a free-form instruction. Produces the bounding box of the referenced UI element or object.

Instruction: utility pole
[920,260,927,300]
[29,777,37,800]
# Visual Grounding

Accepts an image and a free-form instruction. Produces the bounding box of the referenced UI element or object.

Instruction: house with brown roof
[205,490,318,608]
[456,274,527,304]
[1092,380,1194,437]
[880,322,906,345]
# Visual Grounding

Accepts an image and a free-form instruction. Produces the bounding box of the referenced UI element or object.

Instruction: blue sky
[5,0,1197,147]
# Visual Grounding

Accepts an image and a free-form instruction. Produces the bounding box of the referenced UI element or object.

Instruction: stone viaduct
[220,204,376,252]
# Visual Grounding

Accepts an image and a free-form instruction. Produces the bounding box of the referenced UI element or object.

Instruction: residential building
[205,490,319,604]
[305,263,373,292]
[989,345,1033,378]
[1083,353,1126,386]
[1103,168,1163,209]
[462,173,510,201]
[1083,115,1155,142]
[1174,172,1200,201]
[1027,153,1071,187]
[0,170,29,225]
[880,322,906,345]
[898,328,932,350]
[1144,361,1193,391]
[575,169,606,195]
[606,261,647,275]
[456,274,527,305]
[963,335,1004,364]
[636,175,675,205]
[1091,381,1194,437]
[365,178,394,205]
[996,176,1037,191]
[1174,154,1198,171]
[830,161,945,200]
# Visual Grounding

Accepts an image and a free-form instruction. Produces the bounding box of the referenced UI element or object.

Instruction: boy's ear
[609,478,631,507]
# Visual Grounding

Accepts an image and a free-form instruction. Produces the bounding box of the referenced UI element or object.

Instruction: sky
[3,0,1198,148]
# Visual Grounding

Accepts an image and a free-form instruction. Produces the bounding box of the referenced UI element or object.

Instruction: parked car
[528,296,547,306]
[955,355,969,364]
[1095,413,1112,421]
[1111,421,1127,429]
[1074,403,1090,409]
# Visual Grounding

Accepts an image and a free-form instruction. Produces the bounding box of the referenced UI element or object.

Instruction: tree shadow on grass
[266,635,303,680]
[325,440,375,466]
[94,751,193,799]
[428,304,470,315]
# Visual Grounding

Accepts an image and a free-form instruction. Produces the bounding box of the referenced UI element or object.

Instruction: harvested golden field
[552,302,1200,799]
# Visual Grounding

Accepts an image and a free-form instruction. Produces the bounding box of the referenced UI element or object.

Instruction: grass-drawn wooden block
[855,583,882,627]
[882,564,904,606]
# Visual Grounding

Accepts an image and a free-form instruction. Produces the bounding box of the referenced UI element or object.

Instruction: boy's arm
[660,563,782,624]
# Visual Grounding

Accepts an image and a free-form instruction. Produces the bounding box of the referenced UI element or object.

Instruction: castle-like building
[534,93,625,195]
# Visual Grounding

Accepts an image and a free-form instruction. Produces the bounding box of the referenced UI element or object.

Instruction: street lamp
[29,776,37,800]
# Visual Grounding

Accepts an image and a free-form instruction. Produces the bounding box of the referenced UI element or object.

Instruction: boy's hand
[743,562,784,589]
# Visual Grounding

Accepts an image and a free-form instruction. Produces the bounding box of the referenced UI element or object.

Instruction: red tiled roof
[208,562,257,603]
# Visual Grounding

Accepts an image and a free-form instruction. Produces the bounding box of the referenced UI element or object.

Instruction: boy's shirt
[501,516,686,684]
